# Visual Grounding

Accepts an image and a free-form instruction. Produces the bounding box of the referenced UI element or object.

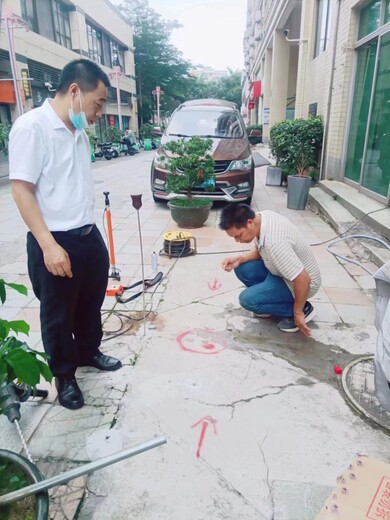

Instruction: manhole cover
[342,355,390,432]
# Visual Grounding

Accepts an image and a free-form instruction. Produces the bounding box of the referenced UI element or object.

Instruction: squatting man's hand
[43,242,73,278]
[294,310,311,337]
[221,256,242,272]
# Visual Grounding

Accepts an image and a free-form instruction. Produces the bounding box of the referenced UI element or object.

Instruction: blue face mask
[69,91,89,130]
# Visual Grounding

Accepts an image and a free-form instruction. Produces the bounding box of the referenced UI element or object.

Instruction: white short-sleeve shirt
[9,99,95,231]
[255,210,321,297]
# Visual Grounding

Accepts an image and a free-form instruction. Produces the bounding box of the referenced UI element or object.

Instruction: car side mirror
[252,152,271,168]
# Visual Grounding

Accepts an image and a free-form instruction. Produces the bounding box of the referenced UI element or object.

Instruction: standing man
[9,60,122,410]
[220,204,321,336]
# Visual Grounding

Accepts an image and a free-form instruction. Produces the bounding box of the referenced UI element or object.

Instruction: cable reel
[161,231,197,258]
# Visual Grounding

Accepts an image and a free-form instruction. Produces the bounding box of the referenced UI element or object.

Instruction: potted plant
[0,278,52,519]
[0,121,11,159]
[283,116,323,210]
[85,128,97,162]
[268,119,293,186]
[140,123,154,150]
[0,449,49,520]
[160,137,215,228]
[246,124,262,145]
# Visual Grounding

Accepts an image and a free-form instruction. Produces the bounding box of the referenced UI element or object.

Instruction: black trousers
[27,226,109,377]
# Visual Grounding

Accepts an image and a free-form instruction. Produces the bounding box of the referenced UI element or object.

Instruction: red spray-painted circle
[176,329,227,355]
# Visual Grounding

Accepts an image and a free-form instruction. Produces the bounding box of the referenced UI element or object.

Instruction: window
[167,109,245,139]
[110,40,124,70]
[51,0,71,49]
[385,0,390,23]
[23,0,71,48]
[358,0,382,39]
[20,0,38,33]
[314,0,331,57]
[87,23,104,64]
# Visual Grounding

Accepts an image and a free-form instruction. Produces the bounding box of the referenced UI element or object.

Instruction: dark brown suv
[151,99,255,204]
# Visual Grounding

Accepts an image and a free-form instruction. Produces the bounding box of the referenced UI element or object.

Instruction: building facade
[244,0,390,203]
[0,0,138,139]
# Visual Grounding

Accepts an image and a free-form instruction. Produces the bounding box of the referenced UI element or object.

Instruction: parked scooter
[112,139,139,157]
[95,142,116,160]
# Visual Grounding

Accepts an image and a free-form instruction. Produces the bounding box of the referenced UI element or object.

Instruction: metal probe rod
[104,191,120,280]
[14,419,34,464]
[0,436,167,505]
[131,194,146,336]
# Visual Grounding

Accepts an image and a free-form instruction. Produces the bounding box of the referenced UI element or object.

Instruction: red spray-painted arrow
[208,278,222,291]
[191,416,218,458]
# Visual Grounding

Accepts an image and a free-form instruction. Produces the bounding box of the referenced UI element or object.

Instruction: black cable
[101,203,389,340]
[196,249,250,255]
[309,206,389,246]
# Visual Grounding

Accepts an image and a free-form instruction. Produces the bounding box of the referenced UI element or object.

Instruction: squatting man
[220,204,321,336]
[9,60,122,411]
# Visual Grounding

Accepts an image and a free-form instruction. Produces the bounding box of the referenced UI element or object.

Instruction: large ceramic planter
[287,175,312,210]
[0,449,49,520]
[168,201,212,228]
[266,166,282,186]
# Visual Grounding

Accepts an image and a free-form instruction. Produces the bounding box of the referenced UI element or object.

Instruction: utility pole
[109,66,123,131]
[1,8,28,116]
[152,85,163,126]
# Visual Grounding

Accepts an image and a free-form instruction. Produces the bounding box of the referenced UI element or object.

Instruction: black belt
[63,224,94,236]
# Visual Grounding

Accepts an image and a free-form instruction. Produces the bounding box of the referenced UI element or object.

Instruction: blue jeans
[235,260,294,318]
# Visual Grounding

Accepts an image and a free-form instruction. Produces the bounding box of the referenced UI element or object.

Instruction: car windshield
[167,108,245,139]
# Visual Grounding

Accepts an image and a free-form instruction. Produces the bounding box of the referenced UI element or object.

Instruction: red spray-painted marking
[191,416,218,458]
[208,278,222,291]
[176,329,226,355]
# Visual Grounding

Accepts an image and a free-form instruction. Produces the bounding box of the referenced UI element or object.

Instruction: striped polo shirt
[254,211,321,297]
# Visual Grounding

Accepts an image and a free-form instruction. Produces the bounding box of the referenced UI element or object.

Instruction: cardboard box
[316,456,390,519]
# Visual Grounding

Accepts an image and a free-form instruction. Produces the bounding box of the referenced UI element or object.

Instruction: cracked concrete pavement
[0,146,389,519]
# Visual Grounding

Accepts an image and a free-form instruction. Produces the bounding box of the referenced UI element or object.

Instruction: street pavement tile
[334,303,376,324]
[37,459,87,520]
[0,261,28,275]
[309,287,331,303]
[311,302,342,323]
[272,481,336,519]
[344,261,378,276]
[311,323,376,356]
[320,270,359,289]
[29,405,117,460]
[354,274,377,290]
[0,401,51,453]
[325,287,374,305]
[13,307,41,331]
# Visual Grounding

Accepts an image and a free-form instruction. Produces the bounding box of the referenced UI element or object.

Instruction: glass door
[345,40,378,183]
[361,32,390,197]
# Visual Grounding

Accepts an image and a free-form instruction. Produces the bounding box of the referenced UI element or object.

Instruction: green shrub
[270,116,323,177]
[0,122,11,157]
[104,126,123,144]
[161,137,215,204]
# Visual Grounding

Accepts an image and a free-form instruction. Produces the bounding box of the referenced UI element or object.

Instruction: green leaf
[5,282,28,296]
[8,320,30,335]
[0,320,10,341]
[6,350,40,386]
[0,280,5,304]
[36,359,53,383]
